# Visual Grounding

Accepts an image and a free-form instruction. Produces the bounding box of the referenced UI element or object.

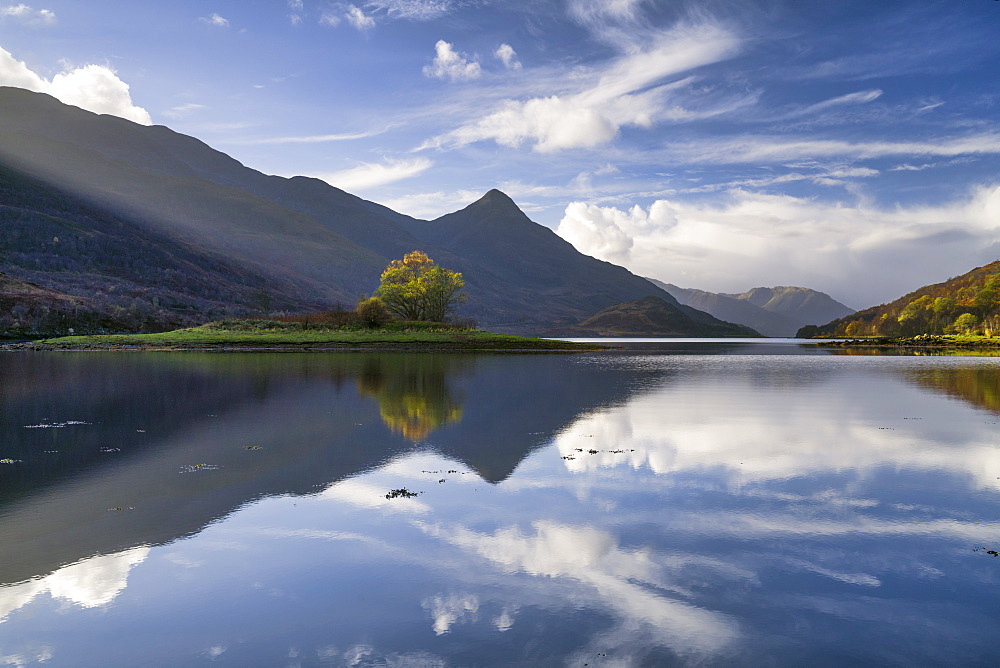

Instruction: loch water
[2,342,1000,666]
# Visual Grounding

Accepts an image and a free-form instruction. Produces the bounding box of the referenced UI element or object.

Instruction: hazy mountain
[653,279,854,337]
[725,286,855,325]
[0,86,713,335]
[800,261,1000,338]
[554,296,759,337]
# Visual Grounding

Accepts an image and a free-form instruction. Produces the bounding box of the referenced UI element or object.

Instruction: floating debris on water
[244,445,263,450]
[438,479,446,483]
[0,458,20,464]
[385,488,420,499]
[136,429,146,433]
[974,546,999,557]
[23,420,91,429]
[587,449,598,455]
[108,506,135,511]
[562,455,576,460]
[180,463,221,473]
[100,447,121,453]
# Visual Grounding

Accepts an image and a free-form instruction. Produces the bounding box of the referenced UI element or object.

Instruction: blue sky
[1,0,998,307]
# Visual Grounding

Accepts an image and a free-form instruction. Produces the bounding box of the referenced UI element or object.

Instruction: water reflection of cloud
[421,593,480,635]
[554,372,1000,490]
[419,520,740,658]
[0,547,149,623]
[318,480,431,514]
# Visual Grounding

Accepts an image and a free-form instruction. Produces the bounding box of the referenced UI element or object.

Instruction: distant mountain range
[0,86,748,336]
[652,280,854,337]
[800,261,1000,338]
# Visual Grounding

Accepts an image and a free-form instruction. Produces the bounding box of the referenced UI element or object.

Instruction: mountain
[653,280,854,337]
[555,296,759,337]
[800,261,1000,338]
[0,86,716,335]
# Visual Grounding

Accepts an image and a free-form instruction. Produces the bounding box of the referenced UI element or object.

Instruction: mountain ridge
[0,86,742,335]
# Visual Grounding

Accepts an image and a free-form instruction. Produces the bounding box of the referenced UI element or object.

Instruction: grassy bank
[817,334,1000,349]
[15,319,609,352]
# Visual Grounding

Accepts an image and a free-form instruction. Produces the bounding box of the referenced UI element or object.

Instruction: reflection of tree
[355,355,467,440]
[905,367,1000,414]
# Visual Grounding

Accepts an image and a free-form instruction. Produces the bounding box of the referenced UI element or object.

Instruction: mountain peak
[469,189,521,213]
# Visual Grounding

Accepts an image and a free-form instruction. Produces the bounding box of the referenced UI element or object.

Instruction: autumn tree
[375,251,465,322]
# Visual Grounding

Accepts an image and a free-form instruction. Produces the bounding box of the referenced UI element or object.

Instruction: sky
[1,0,999,308]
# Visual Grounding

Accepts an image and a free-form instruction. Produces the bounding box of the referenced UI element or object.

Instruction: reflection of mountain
[0,351,666,586]
[902,367,1000,415]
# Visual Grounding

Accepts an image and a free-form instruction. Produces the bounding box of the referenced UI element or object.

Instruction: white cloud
[162,102,206,119]
[556,184,1000,307]
[670,134,1000,165]
[226,128,386,145]
[423,40,481,82]
[366,0,457,20]
[319,12,340,27]
[199,13,229,28]
[345,4,375,30]
[379,188,485,219]
[0,547,149,623]
[288,0,304,8]
[0,3,55,25]
[0,47,152,124]
[421,593,479,635]
[423,520,739,655]
[422,22,741,152]
[494,43,521,70]
[318,157,433,191]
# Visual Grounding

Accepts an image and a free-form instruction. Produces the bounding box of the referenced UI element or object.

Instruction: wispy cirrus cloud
[666,134,1000,164]
[419,21,743,153]
[199,13,229,28]
[223,126,392,145]
[318,156,433,191]
[365,0,461,20]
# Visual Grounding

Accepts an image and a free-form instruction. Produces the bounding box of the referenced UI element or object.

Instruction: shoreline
[815,334,1000,350]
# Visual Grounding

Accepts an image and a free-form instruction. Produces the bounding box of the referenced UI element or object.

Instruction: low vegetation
[24,318,608,351]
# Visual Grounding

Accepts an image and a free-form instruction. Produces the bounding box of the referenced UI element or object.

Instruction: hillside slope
[0,86,721,335]
[800,261,1000,337]
[554,296,759,337]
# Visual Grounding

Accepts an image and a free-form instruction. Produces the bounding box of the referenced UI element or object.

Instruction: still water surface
[2,343,1000,666]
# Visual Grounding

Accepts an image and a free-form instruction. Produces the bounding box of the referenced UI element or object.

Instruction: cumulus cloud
[345,4,375,30]
[0,3,55,25]
[494,43,521,70]
[318,157,433,191]
[319,11,340,27]
[422,22,741,152]
[199,13,229,28]
[0,47,152,124]
[556,184,1000,307]
[423,40,481,82]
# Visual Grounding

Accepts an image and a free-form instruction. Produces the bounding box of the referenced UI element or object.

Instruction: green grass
[31,319,608,352]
